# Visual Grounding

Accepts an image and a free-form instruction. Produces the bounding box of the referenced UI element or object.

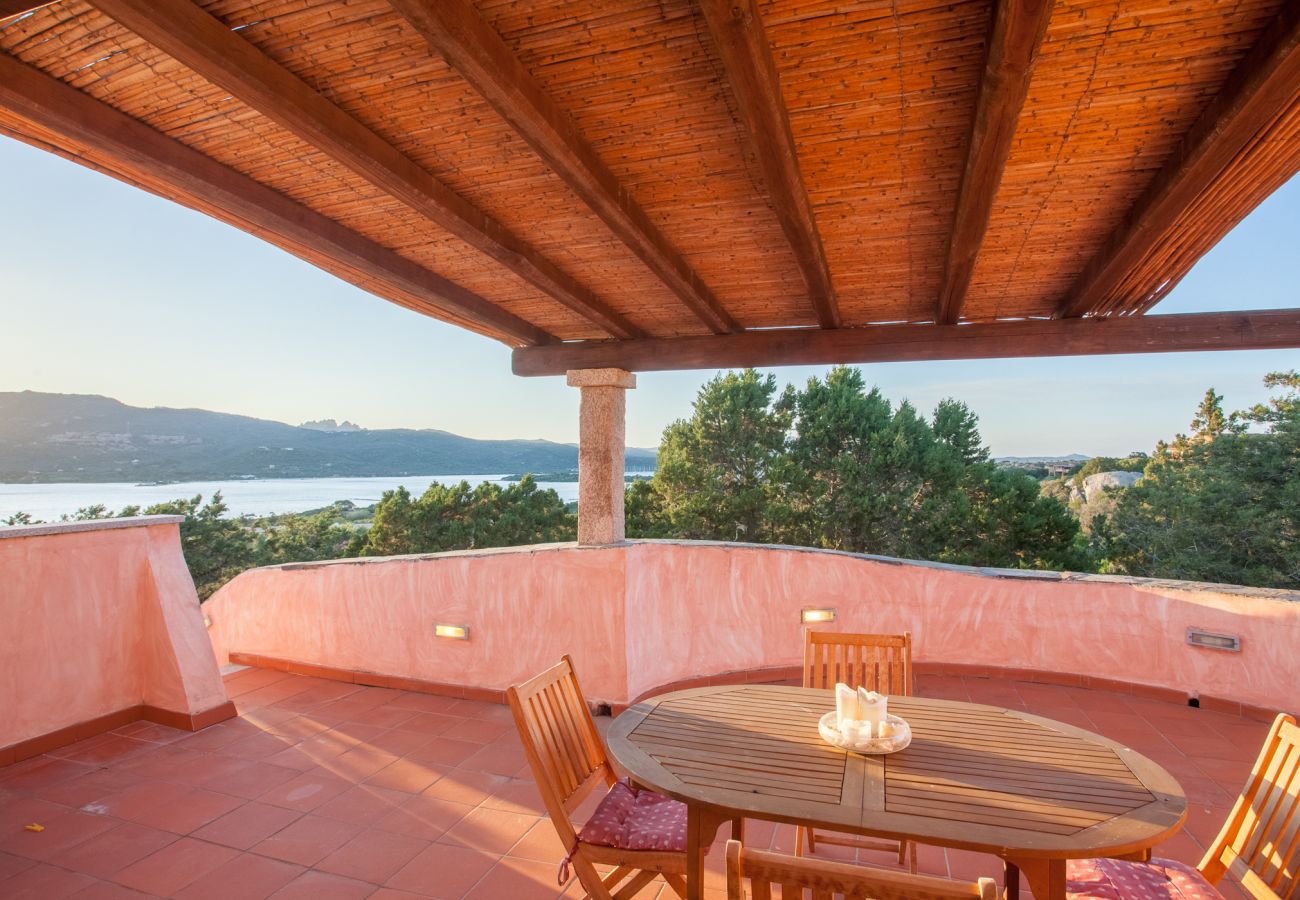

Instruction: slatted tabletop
[607,685,1187,866]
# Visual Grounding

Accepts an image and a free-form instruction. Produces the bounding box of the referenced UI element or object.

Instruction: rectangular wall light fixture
[434,623,471,640]
[801,607,837,624]
[1186,628,1240,652]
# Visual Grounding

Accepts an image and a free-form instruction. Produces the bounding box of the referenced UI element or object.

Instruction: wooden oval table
[607,685,1187,900]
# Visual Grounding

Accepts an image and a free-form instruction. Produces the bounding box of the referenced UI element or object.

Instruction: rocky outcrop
[1072,471,1142,504]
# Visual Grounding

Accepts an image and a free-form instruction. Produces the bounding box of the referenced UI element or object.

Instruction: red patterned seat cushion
[578,779,689,853]
[1067,856,1224,900]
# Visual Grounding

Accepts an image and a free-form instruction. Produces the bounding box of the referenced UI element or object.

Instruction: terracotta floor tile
[176,723,255,753]
[365,759,446,795]
[50,736,156,767]
[393,714,460,737]
[373,795,474,842]
[259,768,354,812]
[36,769,143,809]
[348,706,420,729]
[365,729,440,758]
[254,814,362,866]
[404,738,482,768]
[385,694,462,715]
[0,756,98,792]
[221,732,301,762]
[58,821,178,877]
[316,828,427,884]
[457,742,528,777]
[1,861,98,898]
[0,795,69,830]
[479,779,544,817]
[419,769,508,808]
[121,782,245,835]
[192,800,303,850]
[503,820,565,863]
[205,758,303,801]
[462,856,565,900]
[112,721,190,745]
[320,747,399,782]
[437,806,538,855]
[268,869,377,900]
[174,852,304,900]
[440,718,512,745]
[367,889,430,900]
[68,880,158,899]
[112,836,239,896]
[386,841,497,898]
[315,784,410,827]
[0,808,118,861]
[0,847,37,879]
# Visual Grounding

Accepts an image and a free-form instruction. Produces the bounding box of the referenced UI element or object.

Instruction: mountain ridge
[0,391,656,483]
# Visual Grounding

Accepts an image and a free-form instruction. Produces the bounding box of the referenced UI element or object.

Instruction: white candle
[858,688,887,738]
[835,683,860,725]
[839,719,861,746]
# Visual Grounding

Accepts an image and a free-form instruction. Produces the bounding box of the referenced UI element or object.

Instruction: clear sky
[2,134,1296,456]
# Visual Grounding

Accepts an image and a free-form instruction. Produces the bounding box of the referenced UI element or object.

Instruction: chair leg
[663,873,688,899]
[611,869,659,899]
[572,855,616,900]
[794,825,806,857]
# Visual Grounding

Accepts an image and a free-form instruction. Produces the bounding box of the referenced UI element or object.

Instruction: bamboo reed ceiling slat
[1,0,1297,363]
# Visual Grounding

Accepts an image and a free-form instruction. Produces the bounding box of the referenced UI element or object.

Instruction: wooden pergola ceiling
[1,0,1298,375]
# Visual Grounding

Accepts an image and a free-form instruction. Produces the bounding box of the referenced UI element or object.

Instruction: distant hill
[993,454,1090,465]
[0,392,657,483]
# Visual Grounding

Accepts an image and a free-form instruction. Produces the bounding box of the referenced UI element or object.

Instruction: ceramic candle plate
[818,711,913,755]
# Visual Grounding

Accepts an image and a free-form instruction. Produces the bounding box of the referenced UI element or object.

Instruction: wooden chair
[1198,712,1300,899]
[507,656,688,900]
[726,839,998,900]
[1059,713,1298,900]
[798,631,915,870]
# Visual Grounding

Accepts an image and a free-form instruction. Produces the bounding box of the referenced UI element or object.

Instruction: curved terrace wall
[204,541,1300,715]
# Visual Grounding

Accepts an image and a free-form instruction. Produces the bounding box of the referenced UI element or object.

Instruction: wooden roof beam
[1058,2,1300,319]
[86,0,645,341]
[937,0,1054,326]
[512,309,1300,375]
[388,0,742,335]
[698,0,839,329]
[0,2,55,25]
[0,50,554,346]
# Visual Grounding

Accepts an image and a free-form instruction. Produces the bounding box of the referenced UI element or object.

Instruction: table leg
[1005,857,1066,900]
[686,805,727,900]
[1003,860,1020,900]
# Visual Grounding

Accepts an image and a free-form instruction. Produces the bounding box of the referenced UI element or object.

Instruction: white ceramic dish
[818,711,912,755]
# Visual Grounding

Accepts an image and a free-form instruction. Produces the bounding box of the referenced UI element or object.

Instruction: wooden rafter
[388,0,742,335]
[0,1,53,24]
[86,0,645,341]
[937,0,1054,326]
[511,309,1300,375]
[1058,2,1300,319]
[698,0,839,329]
[0,50,554,346]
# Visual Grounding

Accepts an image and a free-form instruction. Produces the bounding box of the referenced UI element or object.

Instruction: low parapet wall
[204,540,1300,715]
[0,517,234,763]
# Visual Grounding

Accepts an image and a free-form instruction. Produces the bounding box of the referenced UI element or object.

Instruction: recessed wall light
[435,623,471,641]
[801,607,837,624]
[1186,628,1240,652]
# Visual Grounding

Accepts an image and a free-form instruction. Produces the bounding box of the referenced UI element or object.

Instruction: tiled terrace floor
[0,667,1271,899]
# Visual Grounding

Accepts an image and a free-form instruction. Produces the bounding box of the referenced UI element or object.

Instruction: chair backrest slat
[804,631,913,696]
[508,656,615,848]
[726,841,995,900]
[1201,714,1300,900]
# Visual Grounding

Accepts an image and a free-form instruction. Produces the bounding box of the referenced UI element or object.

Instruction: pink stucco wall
[204,540,1300,713]
[0,517,230,748]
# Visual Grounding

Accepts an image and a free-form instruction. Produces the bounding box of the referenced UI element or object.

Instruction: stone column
[567,368,637,546]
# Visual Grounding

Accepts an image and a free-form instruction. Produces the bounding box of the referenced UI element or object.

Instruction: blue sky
[2,134,1296,456]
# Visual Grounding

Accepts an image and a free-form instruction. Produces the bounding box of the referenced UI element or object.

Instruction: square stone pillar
[567,368,637,546]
